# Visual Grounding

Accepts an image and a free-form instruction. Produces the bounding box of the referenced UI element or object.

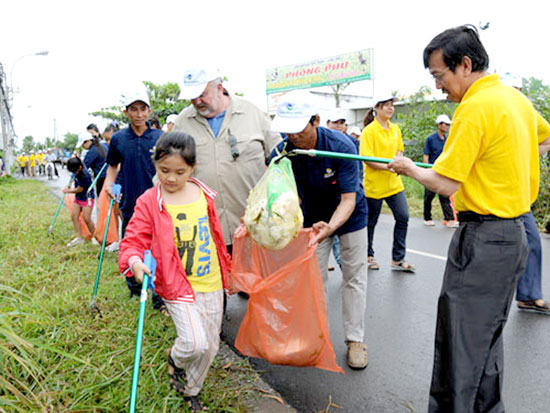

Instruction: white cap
[349,126,362,136]
[180,67,222,100]
[271,90,319,134]
[76,132,93,148]
[373,93,397,107]
[436,114,452,125]
[500,72,522,89]
[327,108,347,122]
[166,114,178,124]
[123,88,150,108]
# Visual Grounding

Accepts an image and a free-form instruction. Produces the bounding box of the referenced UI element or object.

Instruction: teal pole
[87,163,108,195]
[89,183,121,318]
[47,176,73,235]
[291,149,433,168]
[129,250,157,413]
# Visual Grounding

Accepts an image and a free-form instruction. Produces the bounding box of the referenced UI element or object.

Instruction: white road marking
[406,248,447,261]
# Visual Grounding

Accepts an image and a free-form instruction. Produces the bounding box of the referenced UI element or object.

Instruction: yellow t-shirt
[433,74,550,218]
[165,192,223,293]
[37,153,45,165]
[359,118,405,199]
[29,154,36,167]
[18,156,28,167]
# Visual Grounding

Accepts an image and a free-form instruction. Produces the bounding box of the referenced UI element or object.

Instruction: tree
[61,133,78,151]
[89,81,191,125]
[22,136,35,153]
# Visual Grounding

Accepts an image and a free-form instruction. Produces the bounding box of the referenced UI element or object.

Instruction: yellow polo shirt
[359,118,405,199]
[433,74,550,218]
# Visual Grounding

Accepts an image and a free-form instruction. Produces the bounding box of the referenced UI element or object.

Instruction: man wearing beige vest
[174,68,281,256]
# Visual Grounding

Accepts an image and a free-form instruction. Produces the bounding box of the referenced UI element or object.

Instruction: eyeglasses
[228,129,239,161]
[431,67,450,82]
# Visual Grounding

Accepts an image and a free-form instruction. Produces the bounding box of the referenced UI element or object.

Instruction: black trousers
[424,188,454,221]
[429,217,527,412]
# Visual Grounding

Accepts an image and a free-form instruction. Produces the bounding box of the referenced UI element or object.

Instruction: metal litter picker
[129,250,157,413]
[47,176,74,235]
[89,183,121,318]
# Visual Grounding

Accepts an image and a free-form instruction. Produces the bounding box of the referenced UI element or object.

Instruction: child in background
[63,157,96,247]
[118,132,231,412]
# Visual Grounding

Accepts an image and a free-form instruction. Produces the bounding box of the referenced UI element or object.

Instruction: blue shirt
[424,132,447,164]
[106,124,162,219]
[83,143,108,179]
[270,127,367,236]
[207,111,226,137]
[74,168,94,201]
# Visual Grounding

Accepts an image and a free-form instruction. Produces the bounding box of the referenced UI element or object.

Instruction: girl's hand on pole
[131,261,152,284]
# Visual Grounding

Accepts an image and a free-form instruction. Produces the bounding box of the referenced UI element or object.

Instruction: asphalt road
[223,214,550,412]
[38,170,550,412]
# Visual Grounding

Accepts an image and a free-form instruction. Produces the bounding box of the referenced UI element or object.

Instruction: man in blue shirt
[423,114,456,227]
[270,90,369,370]
[103,89,165,310]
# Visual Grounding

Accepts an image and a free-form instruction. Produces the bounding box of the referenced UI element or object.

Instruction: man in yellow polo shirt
[389,25,550,412]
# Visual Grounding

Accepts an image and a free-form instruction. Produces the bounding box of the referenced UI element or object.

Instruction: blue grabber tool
[89,183,121,319]
[87,163,108,196]
[47,175,74,235]
[128,250,157,413]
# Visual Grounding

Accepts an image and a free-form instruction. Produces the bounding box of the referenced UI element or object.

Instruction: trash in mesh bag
[243,157,303,250]
[230,225,344,373]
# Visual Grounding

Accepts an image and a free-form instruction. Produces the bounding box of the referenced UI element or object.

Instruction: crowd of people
[14,24,550,412]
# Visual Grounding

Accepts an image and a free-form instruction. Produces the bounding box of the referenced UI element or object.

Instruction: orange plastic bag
[93,189,119,245]
[64,194,92,240]
[230,225,344,374]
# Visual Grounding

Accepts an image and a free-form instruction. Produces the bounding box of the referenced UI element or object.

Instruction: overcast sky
[2,0,549,146]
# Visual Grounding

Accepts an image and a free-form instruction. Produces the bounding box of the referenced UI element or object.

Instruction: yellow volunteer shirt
[37,153,45,164]
[19,156,28,167]
[359,118,405,198]
[29,155,36,167]
[165,192,223,293]
[433,74,550,218]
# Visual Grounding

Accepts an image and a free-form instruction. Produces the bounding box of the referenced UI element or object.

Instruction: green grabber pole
[290,149,433,168]
[129,250,157,413]
[87,163,108,195]
[47,175,74,235]
[89,183,121,319]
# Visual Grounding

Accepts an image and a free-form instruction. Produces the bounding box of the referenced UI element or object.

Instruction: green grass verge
[0,177,261,412]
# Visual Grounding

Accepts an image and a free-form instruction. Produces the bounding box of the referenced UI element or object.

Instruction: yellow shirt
[433,74,550,218]
[29,154,36,167]
[37,153,45,165]
[165,192,223,293]
[18,155,28,167]
[359,118,405,198]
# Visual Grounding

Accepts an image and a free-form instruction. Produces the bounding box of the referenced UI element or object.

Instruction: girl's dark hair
[67,156,83,173]
[154,132,196,166]
[87,123,100,134]
[423,24,489,72]
[91,136,107,159]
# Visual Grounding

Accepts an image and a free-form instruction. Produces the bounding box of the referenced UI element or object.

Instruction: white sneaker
[91,238,99,245]
[424,220,435,226]
[105,241,119,252]
[67,237,84,247]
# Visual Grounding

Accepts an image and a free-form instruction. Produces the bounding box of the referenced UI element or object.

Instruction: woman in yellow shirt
[359,95,415,272]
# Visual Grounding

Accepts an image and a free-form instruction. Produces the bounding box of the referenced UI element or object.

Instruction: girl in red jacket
[119,131,231,411]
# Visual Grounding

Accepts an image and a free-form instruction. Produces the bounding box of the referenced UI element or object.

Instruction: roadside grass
[0,177,260,412]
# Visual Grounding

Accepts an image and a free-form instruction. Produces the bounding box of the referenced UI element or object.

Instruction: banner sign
[266,49,372,94]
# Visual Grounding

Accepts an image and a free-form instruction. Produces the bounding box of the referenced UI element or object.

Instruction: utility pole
[0,63,13,174]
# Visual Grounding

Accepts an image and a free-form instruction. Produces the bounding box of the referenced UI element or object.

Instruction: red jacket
[119,178,231,303]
